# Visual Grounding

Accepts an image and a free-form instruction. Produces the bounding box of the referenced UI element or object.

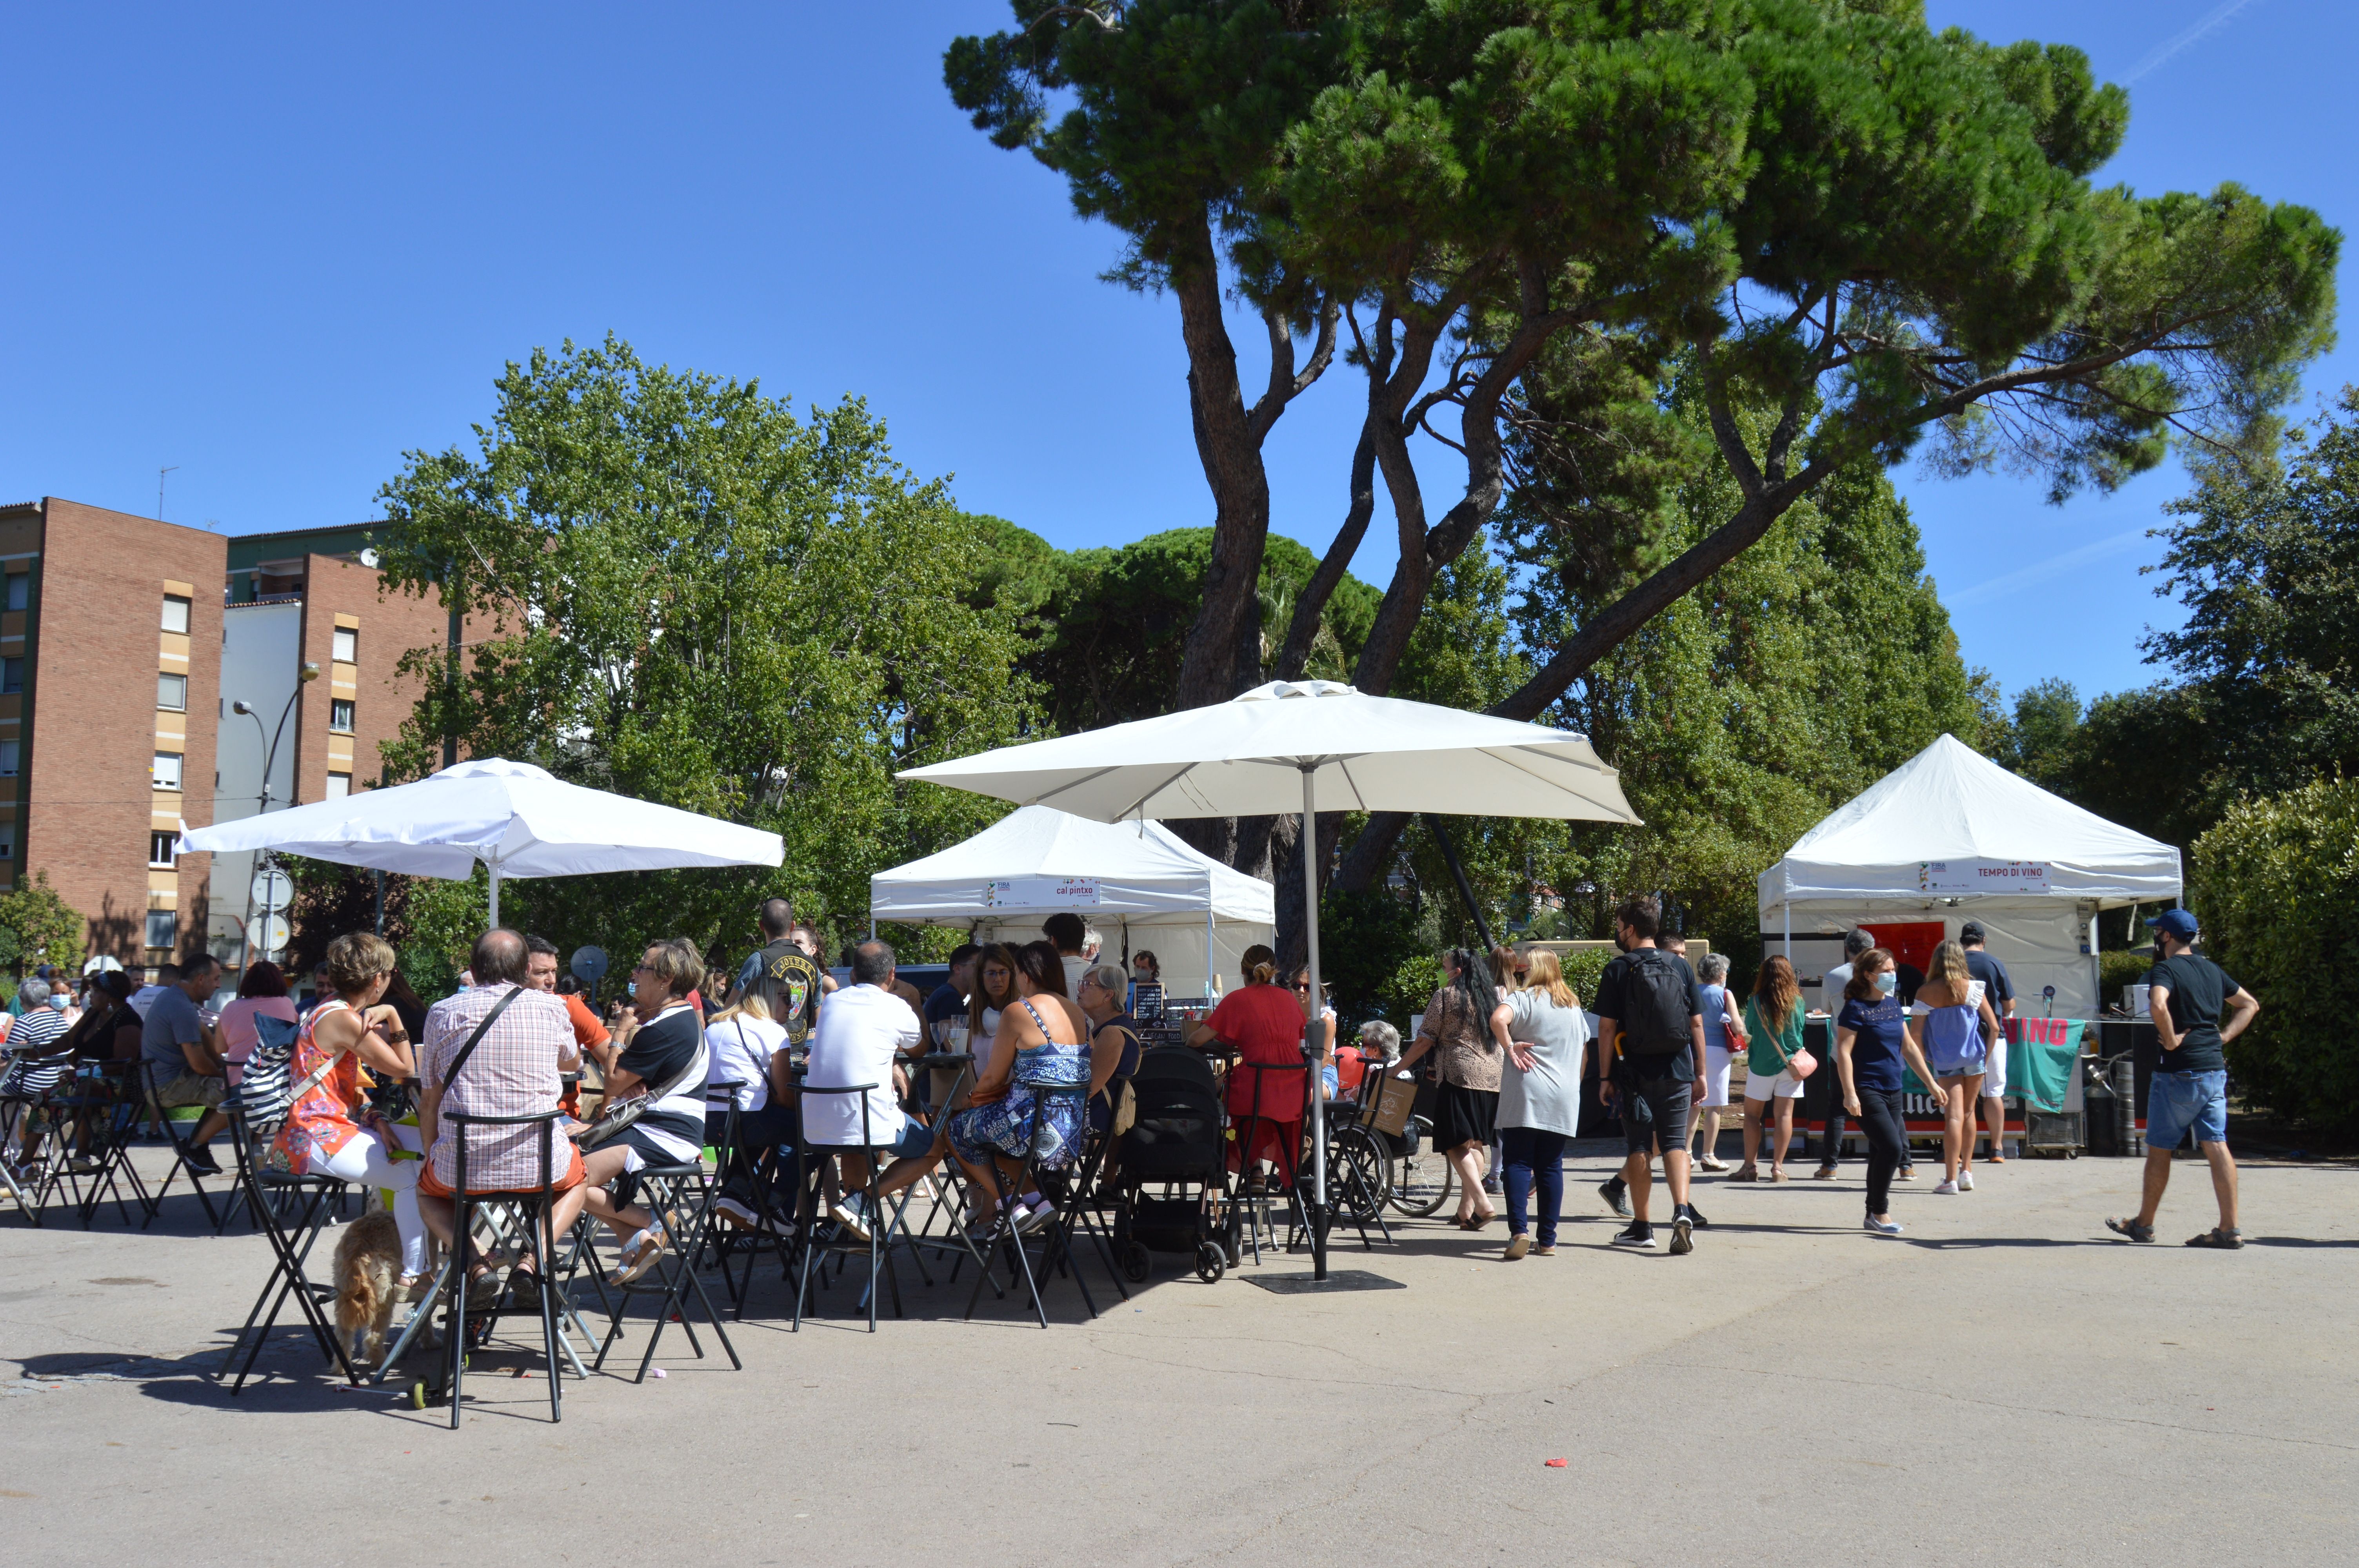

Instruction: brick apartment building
[0,501,458,981]
[0,498,226,972]
[213,524,453,969]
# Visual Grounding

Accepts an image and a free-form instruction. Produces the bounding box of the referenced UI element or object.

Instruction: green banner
[1899,1018,2082,1113]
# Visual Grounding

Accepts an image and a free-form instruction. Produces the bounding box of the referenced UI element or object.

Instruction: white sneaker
[829,1193,873,1243]
[1013,1197,1057,1236]
[1932,1179,1960,1195]
[1863,1215,1903,1236]
[1959,1170,1975,1192]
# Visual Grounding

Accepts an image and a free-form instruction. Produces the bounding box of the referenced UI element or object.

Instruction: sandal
[2185,1227,2243,1249]
[1696,1156,1729,1172]
[1728,1166,1759,1183]
[2105,1216,2155,1243]
[1769,1168,1789,1183]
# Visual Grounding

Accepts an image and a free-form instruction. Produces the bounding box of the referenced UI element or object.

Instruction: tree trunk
[1171,231,1272,713]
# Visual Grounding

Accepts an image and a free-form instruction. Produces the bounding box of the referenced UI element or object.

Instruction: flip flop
[2105,1216,2155,1243]
[2185,1227,2243,1249]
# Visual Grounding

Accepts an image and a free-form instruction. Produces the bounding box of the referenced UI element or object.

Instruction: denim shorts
[2146,1069,2229,1148]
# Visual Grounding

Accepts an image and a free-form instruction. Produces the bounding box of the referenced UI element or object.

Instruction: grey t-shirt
[1497,989,1589,1136]
[140,987,208,1083]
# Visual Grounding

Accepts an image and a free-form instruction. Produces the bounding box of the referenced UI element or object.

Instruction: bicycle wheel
[1388,1118,1454,1217]
[1323,1126,1390,1225]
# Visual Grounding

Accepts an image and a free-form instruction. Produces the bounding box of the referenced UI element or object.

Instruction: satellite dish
[359,547,380,567]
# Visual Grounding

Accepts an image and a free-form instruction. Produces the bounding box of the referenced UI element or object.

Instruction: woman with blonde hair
[1489,949,1588,1258]
[272,933,426,1297]
[1910,938,2003,1194]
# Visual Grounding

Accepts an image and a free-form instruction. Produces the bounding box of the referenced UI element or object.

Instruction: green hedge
[2097,949,2152,1011]
[2189,777,2359,1131]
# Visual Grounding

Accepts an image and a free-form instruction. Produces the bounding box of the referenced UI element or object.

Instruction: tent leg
[489,865,500,929]
[1301,765,1329,1283]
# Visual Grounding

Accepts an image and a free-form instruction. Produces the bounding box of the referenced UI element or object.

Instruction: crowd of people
[0,887,2263,1342]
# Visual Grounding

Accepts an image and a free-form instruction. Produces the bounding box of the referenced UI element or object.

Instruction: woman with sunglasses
[1294,967,1339,1100]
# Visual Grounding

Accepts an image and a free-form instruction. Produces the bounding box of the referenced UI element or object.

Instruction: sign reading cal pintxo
[981,876,1101,907]
[1917,859,2050,894]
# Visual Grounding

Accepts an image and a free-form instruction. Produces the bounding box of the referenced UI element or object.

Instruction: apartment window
[158,672,188,711]
[325,771,351,799]
[4,574,25,612]
[1,658,20,695]
[152,751,183,791]
[161,595,191,635]
[329,699,355,733]
[144,911,176,950]
[0,831,14,862]
[0,739,16,777]
[331,626,357,662]
[150,831,177,867]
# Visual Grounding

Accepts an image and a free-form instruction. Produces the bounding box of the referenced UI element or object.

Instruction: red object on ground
[1544,1458,1568,1468]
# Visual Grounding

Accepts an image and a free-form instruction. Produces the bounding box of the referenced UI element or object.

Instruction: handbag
[575,1011,707,1149]
[225,1011,341,1138]
[1749,998,1814,1082]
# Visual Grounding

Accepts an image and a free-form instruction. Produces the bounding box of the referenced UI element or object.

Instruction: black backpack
[1618,950,1694,1059]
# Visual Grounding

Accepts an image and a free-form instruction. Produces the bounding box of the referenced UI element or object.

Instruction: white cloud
[2123,0,2268,85]
[1946,527,2155,607]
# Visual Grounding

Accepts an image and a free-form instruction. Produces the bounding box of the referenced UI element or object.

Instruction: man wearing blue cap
[2106,909,2258,1248]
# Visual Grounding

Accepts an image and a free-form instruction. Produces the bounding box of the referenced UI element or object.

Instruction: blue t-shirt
[1699,983,1729,1052]
[140,986,207,1083]
[1838,995,1908,1094]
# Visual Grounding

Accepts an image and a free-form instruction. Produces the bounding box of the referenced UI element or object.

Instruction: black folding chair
[139,1060,227,1232]
[590,1151,741,1381]
[218,1108,358,1394]
[960,1082,1093,1329]
[62,1061,156,1229]
[411,1109,574,1427]
[1227,1058,1311,1265]
[792,1084,905,1332]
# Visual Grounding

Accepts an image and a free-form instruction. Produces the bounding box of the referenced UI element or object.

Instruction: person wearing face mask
[1835,948,1943,1237]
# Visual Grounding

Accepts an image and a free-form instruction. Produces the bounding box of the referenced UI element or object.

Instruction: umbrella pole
[489,864,500,929]
[1301,765,1329,1282]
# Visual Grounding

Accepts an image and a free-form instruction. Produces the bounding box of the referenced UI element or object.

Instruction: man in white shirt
[801,941,926,1241]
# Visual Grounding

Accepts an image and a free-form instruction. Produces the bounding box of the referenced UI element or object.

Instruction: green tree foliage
[948,4,2337,918]
[970,521,1379,732]
[0,871,83,978]
[1993,391,2359,878]
[369,337,1036,969]
[2145,391,2359,800]
[2189,778,2359,1132]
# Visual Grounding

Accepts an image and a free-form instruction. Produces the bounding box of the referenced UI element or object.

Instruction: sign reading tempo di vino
[1917,859,2051,894]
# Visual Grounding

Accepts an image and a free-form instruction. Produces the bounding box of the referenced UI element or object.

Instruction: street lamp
[231,661,319,964]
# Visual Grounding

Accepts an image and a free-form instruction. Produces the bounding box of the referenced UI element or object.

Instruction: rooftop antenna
[158,465,180,520]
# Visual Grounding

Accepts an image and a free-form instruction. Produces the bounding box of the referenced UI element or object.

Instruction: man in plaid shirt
[417,930,586,1289]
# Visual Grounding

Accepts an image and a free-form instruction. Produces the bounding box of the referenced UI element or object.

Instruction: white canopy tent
[177,758,785,929]
[869,805,1276,999]
[1757,733,2181,1017]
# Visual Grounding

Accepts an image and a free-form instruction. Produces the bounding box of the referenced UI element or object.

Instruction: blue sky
[2,1,2348,711]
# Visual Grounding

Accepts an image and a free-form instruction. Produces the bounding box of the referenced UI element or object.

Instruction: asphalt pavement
[1,1140,2353,1566]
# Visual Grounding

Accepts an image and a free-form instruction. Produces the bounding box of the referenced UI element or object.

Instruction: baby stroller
[1111,1045,1232,1284]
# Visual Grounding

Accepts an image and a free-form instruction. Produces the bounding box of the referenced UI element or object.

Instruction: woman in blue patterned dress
[946,941,1090,1231]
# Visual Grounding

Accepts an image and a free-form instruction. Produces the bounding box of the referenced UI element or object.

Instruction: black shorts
[1619,1075,1693,1156]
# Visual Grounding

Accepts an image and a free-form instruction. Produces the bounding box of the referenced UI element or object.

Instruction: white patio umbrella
[901,679,1639,1280]
[177,757,784,926]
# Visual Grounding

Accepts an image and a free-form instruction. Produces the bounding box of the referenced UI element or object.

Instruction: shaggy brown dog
[333,1210,405,1365]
